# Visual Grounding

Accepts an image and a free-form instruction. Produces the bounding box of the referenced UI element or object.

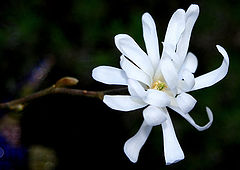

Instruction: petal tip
[91,66,103,82]
[114,34,129,43]
[189,4,200,11]
[206,107,213,122]
[166,155,185,165]
[175,8,186,15]
[142,12,151,19]
[124,140,138,163]
[216,45,229,63]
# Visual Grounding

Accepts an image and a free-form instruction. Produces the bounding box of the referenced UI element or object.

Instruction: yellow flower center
[152,80,167,91]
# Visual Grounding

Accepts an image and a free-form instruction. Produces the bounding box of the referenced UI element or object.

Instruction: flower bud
[55,77,79,88]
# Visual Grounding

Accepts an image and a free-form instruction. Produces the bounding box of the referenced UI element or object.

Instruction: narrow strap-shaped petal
[142,12,160,70]
[160,57,178,91]
[144,89,170,107]
[143,105,167,126]
[161,108,184,165]
[120,56,152,87]
[103,95,147,112]
[162,42,182,69]
[124,121,152,163]
[169,105,213,131]
[176,92,197,113]
[92,66,128,85]
[176,4,199,65]
[164,9,185,50]
[154,43,179,84]
[128,79,147,98]
[180,52,198,73]
[191,45,229,91]
[115,34,154,78]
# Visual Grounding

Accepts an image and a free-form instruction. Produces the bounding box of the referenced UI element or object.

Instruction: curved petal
[177,4,199,65]
[178,69,195,92]
[120,56,152,87]
[142,12,160,69]
[161,108,184,165]
[169,105,213,131]
[176,92,197,113]
[164,9,185,49]
[191,45,229,91]
[143,105,167,126]
[144,89,170,107]
[124,121,152,163]
[92,66,128,85]
[128,79,147,98]
[115,34,154,77]
[180,52,198,73]
[103,95,147,111]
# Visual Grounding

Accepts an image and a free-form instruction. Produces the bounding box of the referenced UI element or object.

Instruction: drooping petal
[142,12,160,69]
[92,66,128,85]
[169,105,213,131]
[180,52,198,73]
[176,92,197,113]
[120,56,152,87]
[143,105,167,126]
[164,9,185,50]
[191,45,229,91]
[177,4,199,65]
[128,79,147,98]
[161,108,184,165]
[103,95,147,111]
[144,89,170,107]
[124,121,152,163]
[178,69,195,92]
[115,34,154,77]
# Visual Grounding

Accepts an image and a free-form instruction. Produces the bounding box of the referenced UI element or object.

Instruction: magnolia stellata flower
[92,4,229,165]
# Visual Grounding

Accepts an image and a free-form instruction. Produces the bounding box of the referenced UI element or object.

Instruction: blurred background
[0,0,238,169]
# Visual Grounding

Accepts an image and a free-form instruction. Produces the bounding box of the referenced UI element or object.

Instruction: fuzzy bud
[55,77,79,88]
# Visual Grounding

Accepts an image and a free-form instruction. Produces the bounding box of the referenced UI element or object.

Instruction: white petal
[115,34,154,77]
[128,79,147,98]
[169,105,213,131]
[124,121,152,163]
[164,9,185,49]
[120,56,152,87]
[178,69,195,92]
[176,92,197,113]
[144,89,170,107]
[161,108,184,165]
[162,42,182,69]
[180,52,198,73]
[154,43,179,82]
[143,105,167,126]
[103,95,147,111]
[160,57,178,91]
[177,4,199,65]
[142,12,160,69]
[191,45,229,91]
[92,66,128,85]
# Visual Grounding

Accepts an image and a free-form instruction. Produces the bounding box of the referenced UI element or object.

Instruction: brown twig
[0,77,128,110]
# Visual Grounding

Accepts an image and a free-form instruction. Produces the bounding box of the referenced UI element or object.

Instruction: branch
[0,77,128,111]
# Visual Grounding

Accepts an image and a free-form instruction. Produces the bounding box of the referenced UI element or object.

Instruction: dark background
[0,0,239,169]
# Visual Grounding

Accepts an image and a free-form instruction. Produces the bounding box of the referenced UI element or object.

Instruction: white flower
[92,4,229,165]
